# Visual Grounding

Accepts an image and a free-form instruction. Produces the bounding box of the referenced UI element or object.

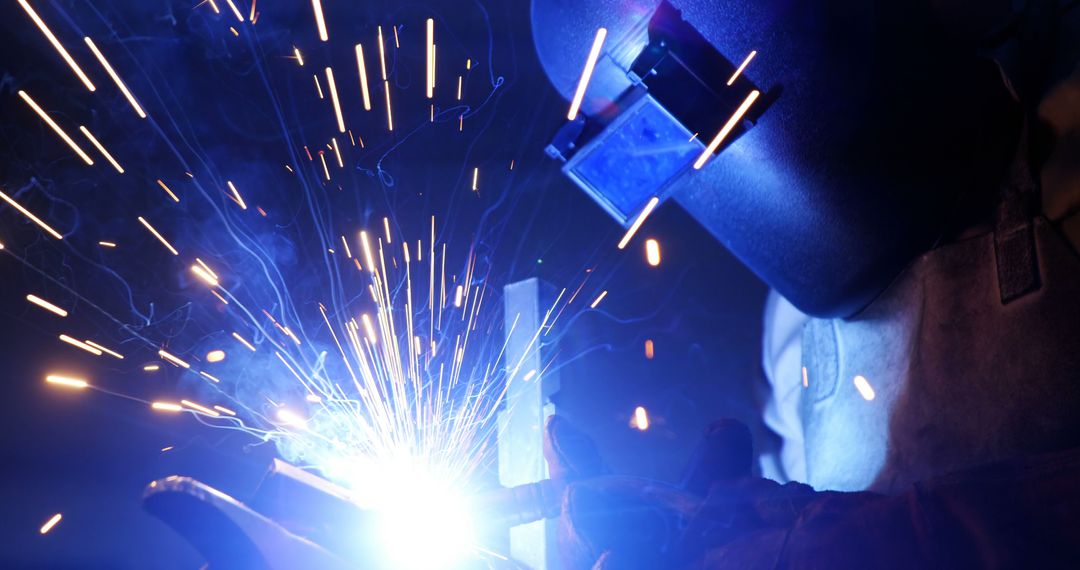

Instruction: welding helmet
[532,0,1028,317]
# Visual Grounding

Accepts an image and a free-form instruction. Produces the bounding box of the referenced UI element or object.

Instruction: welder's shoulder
[1040,63,1080,253]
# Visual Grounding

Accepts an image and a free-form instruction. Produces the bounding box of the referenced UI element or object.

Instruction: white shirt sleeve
[759,290,809,483]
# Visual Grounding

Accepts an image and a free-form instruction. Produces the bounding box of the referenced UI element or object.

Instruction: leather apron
[799,130,1080,493]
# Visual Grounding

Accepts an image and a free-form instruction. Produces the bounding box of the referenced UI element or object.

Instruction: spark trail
[0,3,631,562]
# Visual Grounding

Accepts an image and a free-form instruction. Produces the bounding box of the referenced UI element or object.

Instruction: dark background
[0,0,768,566]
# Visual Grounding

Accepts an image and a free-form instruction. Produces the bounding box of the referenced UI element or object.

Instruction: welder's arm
[545,416,1080,569]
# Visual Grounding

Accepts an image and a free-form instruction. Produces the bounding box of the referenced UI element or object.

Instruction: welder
[532,0,1080,566]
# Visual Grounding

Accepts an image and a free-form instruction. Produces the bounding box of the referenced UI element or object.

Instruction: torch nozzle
[472,478,565,528]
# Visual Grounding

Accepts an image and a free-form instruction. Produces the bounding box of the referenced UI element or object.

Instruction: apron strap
[991,0,1060,304]
[993,125,1040,304]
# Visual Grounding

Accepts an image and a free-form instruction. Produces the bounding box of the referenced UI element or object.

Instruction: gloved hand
[544,416,813,569]
[543,415,1080,569]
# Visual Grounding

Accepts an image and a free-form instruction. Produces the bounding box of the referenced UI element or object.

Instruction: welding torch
[472,478,567,527]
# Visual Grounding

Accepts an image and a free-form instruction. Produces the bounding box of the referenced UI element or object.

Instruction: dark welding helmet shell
[532,0,1021,317]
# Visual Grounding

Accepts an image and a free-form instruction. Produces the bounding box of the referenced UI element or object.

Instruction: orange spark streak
[18,91,93,165]
[567,28,607,121]
[0,189,64,240]
[18,0,96,91]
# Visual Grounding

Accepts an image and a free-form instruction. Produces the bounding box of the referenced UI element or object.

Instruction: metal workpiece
[143,476,354,570]
[500,278,563,569]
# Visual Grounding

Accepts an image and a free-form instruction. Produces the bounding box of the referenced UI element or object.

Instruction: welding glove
[545,416,1080,569]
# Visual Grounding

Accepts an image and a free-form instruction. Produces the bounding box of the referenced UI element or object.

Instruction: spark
[325,67,346,133]
[158,349,191,369]
[802,366,809,388]
[156,179,180,202]
[17,0,96,91]
[319,152,331,181]
[227,180,247,209]
[313,75,324,99]
[191,264,219,287]
[633,406,650,430]
[181,399,220,416]
[644,339,654,359]
[232,332,257,351]
[726,50,758,86]
[360,231,376,271]
[276,351,308,385]
[78,127,124,173]
[85,340,123,359]
[457,75,462,100]
[143,364,160,372]
[693,89,760,170]
[3,26,573,535]
[138,216,179,255]
[277,408,306,427]
[228,27,239,37]
[331,137,344,167]
[17,91,94,166]
[84,37,147,118]
[26,294,68,317]
[334,235,350,259]
[567,28,607,121]
[361,313,377,343]
[311,0,328,41]
[39,513,63,535]
[355,45,372,111]
[589,290,608,309]
[98,241,116,248]
[45,375,87,390]
[454,284,463,308]
[393,25,400,48]
[471,167,479,191]
[293,46,304,66]
[59,335,102,356]
[223,0,244,22]
[161,446,174,452]
[375,27,394,132]
[383,81,394,131]
[617,197,660,249]
[377,26,388,80]
[204,0,220,14]
[426,18,434,99]
[854,375,876,401]
[644,238,661,266]
[195,258,219,282]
